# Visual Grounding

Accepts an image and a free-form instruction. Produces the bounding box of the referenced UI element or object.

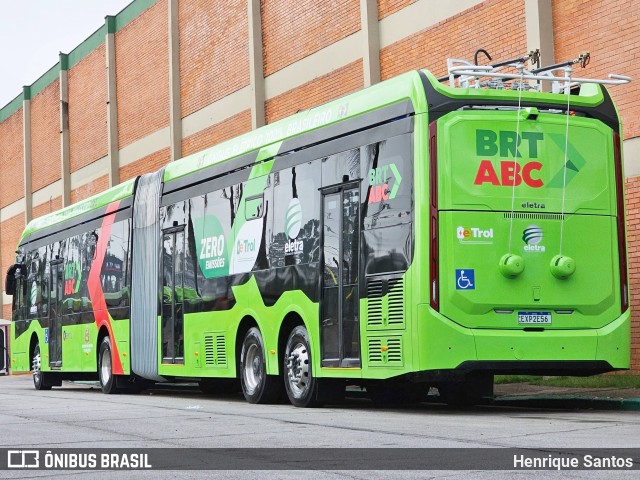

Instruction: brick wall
[553,0,640,140]
[179,0,249,117]
[381,0,526,80]
[0,109,24,207]
[69,45,108,173]
[182,110,252,157]
[32,197,62,220]
[265,60,363,124]
[116,0,169,148]
[2,303,12,322]
[553,0,640,373]
[378,0,416,19]
[262,0,360,77]
[120,148,170,182]
[0,214,25,297]
[30,81,61,192]
[625,176,640,372]
[70,175,109,204]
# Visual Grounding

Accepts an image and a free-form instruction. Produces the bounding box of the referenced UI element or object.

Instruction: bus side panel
[10,319,33,372]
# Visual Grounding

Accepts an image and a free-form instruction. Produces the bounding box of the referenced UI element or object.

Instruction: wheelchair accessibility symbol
[455,269,475,290]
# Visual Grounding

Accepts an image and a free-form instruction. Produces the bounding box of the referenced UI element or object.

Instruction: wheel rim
[243,343,263,394]
[100,347,112,386]
[32,348,41,385]
[286,342,310,398]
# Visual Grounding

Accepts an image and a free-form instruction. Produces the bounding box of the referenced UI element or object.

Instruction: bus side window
[270,162,321,268]
[12,266,26,322]
[103,220,130,320]
[40,246,49,318]
[64,233,84,318]
[190,188,235,309]
[321,148,360,186]
[362,134,414,275]
[27,251,42,319]
[245,194,264,221]
[362,134,413,230]
[223,184,243,224]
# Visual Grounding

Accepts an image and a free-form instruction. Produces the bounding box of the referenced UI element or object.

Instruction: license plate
[517,311,551,325]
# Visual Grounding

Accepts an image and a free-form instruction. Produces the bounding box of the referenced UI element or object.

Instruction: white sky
[0,0,132,108]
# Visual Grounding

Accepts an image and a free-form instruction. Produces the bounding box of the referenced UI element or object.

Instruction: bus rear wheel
[240,327,281,403]
[99,337,119,394]
[284,326,320,408]
[32,344,51,391]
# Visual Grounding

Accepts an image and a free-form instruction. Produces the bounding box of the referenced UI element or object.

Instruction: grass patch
[495,375,543,384]
[495,374,640,389]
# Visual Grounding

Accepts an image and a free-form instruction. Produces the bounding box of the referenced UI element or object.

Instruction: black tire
[32,344,51,391]
[239,327,282,403]
[98,337,119,394]
[283,325,320,407]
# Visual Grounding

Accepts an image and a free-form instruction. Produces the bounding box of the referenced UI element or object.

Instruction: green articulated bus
[6,51,632,406]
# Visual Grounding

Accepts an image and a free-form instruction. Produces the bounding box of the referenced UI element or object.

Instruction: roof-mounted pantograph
[442,49,631,93]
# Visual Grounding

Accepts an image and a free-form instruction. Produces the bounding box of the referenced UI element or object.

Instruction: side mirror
[5,264,23,296]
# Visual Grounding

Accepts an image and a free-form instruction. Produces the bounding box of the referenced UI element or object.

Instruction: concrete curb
[491,395,640,411]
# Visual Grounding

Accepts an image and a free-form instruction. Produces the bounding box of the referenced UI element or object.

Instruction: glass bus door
[320,185,361,367]
[49,261,63,368]
[0,325,6,374]
[162,228,185,364]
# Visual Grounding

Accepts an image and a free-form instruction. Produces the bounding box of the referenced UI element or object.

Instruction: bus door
[161,227,185,364]
[0,324,6,374]
[49,261,64,368]
[320,184,361,367]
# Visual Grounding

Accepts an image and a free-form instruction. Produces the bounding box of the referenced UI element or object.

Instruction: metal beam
[360,0,380,87]
[59,53,71,207]
[168,0,182,160]
[525,0,555,91]
[105,16,120,187]
[22,86,32,224]
[248,0,265,128]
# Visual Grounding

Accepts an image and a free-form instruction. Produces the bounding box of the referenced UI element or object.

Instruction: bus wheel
[284,326,319,407]
[240,327,281,403]
[98,337,119,394]
[32,344,51,391]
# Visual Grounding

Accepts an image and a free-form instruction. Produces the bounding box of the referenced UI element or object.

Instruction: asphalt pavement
[492,382,640,410]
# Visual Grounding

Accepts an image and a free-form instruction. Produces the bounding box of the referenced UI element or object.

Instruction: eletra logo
[30,281,38,314]
[285,198,303,255]
[286,198,302,239]
[522,225,545,252]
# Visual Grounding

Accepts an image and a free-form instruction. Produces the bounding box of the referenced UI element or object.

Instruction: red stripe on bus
[87,201,124,375]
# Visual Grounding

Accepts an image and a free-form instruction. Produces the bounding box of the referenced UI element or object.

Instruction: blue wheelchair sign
[44,328,49,344]
[455,269,475,290]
